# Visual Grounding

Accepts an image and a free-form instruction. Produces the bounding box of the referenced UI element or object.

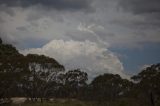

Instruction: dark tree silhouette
[64,69,88,98]
[24,54,65,102]
[90,74,133,102]
[132,63,160,106]
[0,42,28,100]
[0,38,2,44]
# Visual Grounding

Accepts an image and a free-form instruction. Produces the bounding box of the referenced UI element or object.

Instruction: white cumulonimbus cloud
[21,40,129,80]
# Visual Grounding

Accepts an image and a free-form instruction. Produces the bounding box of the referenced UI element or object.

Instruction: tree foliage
[64,69,88,98]
[0,38,160,106]
[0,42,28,99]
[132,64,160,106]
[90,74,133,101]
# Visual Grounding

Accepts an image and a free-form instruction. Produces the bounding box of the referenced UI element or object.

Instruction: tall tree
[91,74,133,102]
[24,54,65,102]
[64,69,88,98]
[0,43,28,99]
[132,63,160,106]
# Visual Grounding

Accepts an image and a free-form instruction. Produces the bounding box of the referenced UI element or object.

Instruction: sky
[0,0,160,80]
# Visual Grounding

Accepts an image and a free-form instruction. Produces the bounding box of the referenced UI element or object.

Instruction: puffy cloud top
[21,40,129,80]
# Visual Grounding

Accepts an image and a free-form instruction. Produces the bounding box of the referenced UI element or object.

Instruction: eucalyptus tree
[90,74,133,102]
[0,42,28,99]
[64,69,88,98]
[24,54,65,102]
[132,63,160,106]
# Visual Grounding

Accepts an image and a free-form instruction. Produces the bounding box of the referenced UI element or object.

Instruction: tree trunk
[40,98,43,103]
[150,92,155,106]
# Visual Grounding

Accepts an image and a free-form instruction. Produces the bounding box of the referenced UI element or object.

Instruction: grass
[9,99,97,106]
[7,98,159,106]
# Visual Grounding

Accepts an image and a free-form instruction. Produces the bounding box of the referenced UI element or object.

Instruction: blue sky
[111,43,160,75]
[0,0,160,79]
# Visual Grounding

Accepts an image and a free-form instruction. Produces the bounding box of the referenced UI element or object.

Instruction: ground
[4,98,150,106]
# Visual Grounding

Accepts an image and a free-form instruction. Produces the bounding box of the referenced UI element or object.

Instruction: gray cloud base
[0,0,92,12]
[120,0,160,14]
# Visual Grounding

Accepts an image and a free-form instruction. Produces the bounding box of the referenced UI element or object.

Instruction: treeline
[0,38,160,106]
